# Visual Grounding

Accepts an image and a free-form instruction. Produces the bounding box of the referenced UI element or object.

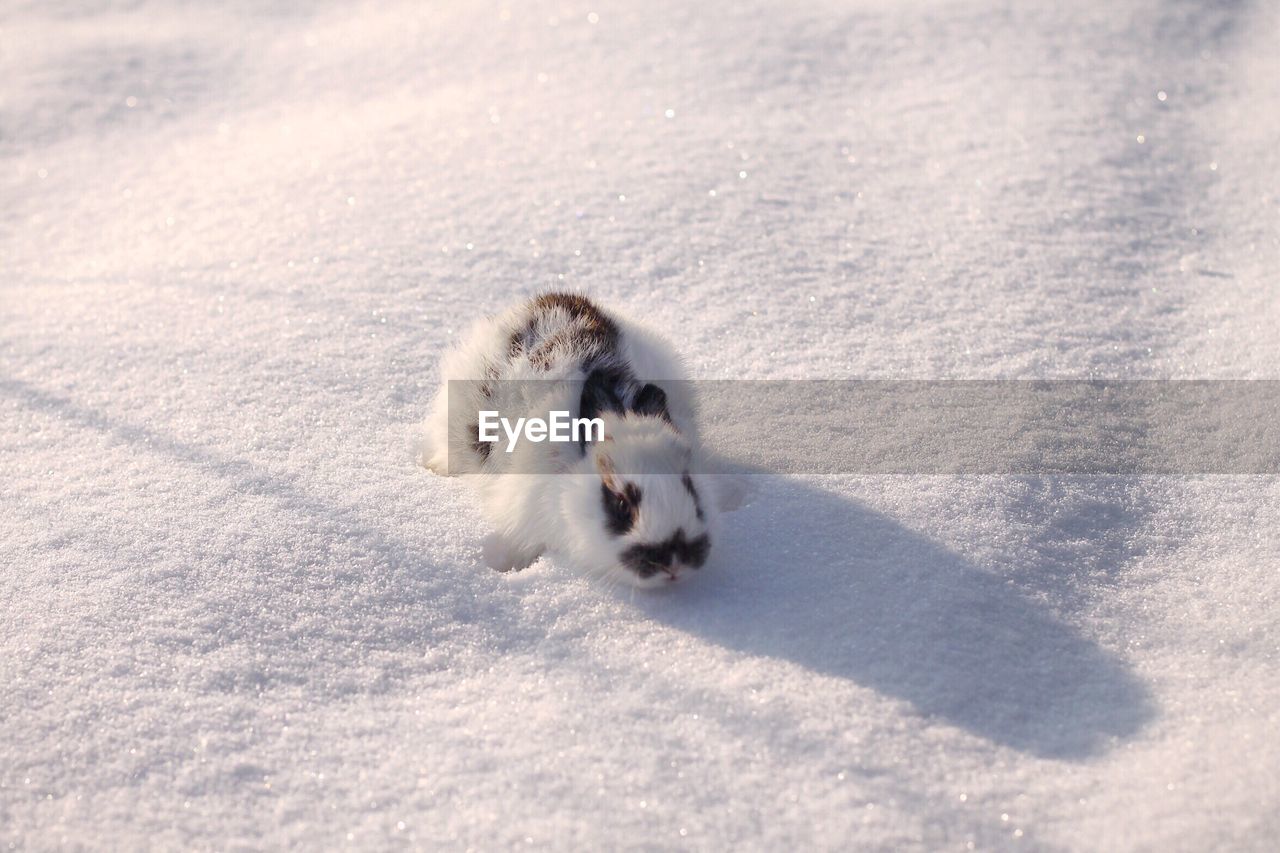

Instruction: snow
[2,0,1278,848]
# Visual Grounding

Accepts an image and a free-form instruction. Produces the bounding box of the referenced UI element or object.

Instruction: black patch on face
[682,473,704,521]
[621,529,710,577]
[601,481,641,536]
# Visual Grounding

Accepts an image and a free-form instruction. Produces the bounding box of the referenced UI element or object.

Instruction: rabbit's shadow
[634,473,1155,760]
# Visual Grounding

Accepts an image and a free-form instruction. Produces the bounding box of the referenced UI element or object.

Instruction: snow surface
[3,0,1279,849]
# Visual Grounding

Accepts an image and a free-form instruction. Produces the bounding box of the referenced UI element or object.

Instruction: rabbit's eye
[601,482,641,536]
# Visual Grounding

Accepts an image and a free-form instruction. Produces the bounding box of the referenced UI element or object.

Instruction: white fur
[422,295,717,588]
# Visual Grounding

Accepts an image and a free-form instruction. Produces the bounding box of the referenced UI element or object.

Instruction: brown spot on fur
[517,293,620,372]
[595,450,616,490]
[530,328,575,370]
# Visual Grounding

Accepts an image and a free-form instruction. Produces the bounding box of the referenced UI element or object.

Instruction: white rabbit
[422,293,716,588]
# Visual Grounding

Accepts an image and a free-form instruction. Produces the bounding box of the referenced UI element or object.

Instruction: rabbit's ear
[580,367,626,421]
[580,368,629,453]
[632,383,672,424]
